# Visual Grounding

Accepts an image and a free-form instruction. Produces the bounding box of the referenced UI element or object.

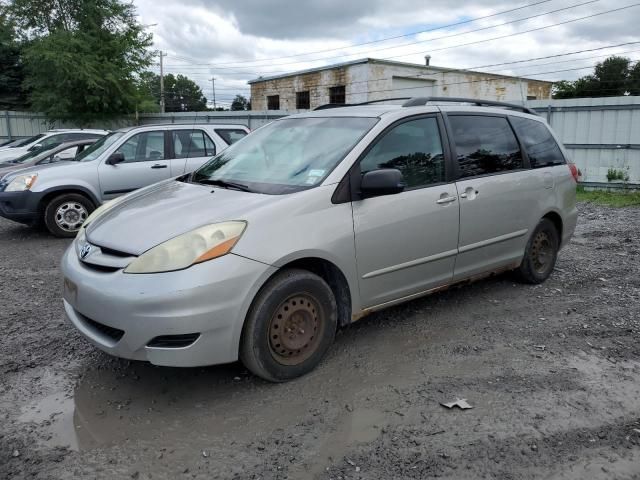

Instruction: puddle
[18,392,79,450]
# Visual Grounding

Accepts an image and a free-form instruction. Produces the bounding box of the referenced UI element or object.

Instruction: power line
[164,0,602,71]
[164,0,556,68]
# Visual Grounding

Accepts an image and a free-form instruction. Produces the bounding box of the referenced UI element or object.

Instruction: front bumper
[0,191,43,224]
[61,245,277,367]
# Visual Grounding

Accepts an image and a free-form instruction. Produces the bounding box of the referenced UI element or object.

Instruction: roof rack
[314,97,412,111]
[402,96,538,115]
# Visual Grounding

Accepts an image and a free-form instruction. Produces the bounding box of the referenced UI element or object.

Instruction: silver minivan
[61,98,578,382]
[0,123,249,236]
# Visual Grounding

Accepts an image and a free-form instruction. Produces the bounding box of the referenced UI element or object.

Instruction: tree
[0,9,27,109]
[231,94,249,111]
[552,56,636,99]
[135,72,208,112]
[8,0,153,123]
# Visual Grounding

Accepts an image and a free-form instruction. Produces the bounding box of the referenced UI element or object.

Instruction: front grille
[147,333,200,348]
[84,317,125,342]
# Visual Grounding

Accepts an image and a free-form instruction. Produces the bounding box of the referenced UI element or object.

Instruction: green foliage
[576,185,640,207]
[553,56,639,99]
[137,71,208,112]
[231,94,249,111]
[8,0,153,124]
[0,8,28,109]
[606,167,630,183]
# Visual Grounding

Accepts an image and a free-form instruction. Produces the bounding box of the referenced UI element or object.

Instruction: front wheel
[516,218,559,284]
[43,193,94,238]
[240,269,337,382]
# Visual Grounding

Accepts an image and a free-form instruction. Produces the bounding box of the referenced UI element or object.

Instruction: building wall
[249,62,552,110]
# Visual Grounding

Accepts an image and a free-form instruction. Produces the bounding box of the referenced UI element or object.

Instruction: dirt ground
[1,202,639,480]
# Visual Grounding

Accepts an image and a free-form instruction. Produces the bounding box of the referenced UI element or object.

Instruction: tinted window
[510,116,565,167]
[450,115,523,179]
[11,134,45,147]
[172,130,216,158]
[215,129,247,145]
[115,131,165,163]
[360,117,445,188]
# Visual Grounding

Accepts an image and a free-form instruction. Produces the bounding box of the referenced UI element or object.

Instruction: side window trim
[332,113,453,203]
[443,112,528,181]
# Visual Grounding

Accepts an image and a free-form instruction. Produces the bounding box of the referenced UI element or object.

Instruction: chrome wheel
[268,294,323,366]
[54,202,88,232]
[531,230,553,275]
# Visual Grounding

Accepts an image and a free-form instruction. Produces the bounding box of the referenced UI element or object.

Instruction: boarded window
[296,91,310,109]
[267,95,280,110]
[329,86,345,104]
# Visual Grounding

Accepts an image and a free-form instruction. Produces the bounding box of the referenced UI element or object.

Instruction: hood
[0,147,27,162]
[85,179,281,255]
[0,160,79,181]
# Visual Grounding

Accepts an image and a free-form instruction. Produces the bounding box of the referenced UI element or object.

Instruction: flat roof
[248,57,553,85]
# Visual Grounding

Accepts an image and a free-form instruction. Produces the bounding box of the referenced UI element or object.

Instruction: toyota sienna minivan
[62,97,578,382]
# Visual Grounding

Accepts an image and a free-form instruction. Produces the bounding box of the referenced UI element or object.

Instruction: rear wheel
[240,269,337,382]
[516,218,559,284]
[43,193,94,238]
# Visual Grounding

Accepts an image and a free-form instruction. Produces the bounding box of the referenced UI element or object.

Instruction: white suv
[0,129,109,163]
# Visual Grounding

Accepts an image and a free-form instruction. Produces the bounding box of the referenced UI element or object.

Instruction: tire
[43,193,95,238]
[240,269,338,382]
[516,218,559,284]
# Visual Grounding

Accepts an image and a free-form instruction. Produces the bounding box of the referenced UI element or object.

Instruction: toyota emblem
[80,243,92,259]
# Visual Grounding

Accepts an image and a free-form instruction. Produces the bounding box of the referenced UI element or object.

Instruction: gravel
[1,202,639,479]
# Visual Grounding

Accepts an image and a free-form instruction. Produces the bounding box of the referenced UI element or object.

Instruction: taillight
[568,163,579,183]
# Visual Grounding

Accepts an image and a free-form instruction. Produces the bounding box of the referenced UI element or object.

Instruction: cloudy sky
[134,0,640,107]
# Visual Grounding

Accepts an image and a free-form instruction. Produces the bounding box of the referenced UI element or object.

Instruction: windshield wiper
[196,178,252,192]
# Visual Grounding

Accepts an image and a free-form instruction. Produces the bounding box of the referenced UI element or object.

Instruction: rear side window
[509,116,565,167]
[215,129,247,145]
[172,130,216,158]
[449,115,523,179]
[360,117,445,189]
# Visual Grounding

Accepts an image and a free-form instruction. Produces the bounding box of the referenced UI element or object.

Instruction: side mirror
[360,169,405,198]
[106,152,125,165]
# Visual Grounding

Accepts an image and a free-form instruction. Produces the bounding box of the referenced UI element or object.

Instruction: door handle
[460,188,479,199]
[436,196,457,205]
[151,164,167,169]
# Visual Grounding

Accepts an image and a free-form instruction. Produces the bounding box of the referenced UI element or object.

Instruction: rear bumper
[561,205,578,249]
[0,191,43,224]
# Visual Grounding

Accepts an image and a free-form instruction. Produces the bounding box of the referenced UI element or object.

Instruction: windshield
[10,133,45,148]
[75,131,125,162]
[12,142,62,163]
[192,117,378,194]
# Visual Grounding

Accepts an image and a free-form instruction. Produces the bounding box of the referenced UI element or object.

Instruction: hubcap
[55,202,88,232]
[531,230,553,274]
[268,294,323,366]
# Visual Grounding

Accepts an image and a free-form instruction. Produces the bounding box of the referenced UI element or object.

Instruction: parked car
[61,97,578,382]
[0,129,108,163]
[0,139,97,176]
[0,123,249,236]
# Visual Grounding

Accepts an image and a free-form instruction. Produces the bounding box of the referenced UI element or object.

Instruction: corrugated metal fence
[0,110,287,142]
[2,96,639,185]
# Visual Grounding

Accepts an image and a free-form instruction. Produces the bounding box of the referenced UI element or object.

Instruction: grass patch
[577,185,640,207]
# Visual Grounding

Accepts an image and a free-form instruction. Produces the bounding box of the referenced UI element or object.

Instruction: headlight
[6,174,37,192]
[124,221,247,274]
[75,227,87,254]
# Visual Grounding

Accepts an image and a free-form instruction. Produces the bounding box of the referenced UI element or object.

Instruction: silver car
[61,97,578,382]
[0,123,249,237]
[0,139,97,176]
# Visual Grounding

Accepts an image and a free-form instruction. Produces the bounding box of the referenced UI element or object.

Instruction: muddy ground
[1,202,639,480]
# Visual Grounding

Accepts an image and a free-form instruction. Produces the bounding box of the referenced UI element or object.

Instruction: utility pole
[210,77,216,110]
[159,50,167,113]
